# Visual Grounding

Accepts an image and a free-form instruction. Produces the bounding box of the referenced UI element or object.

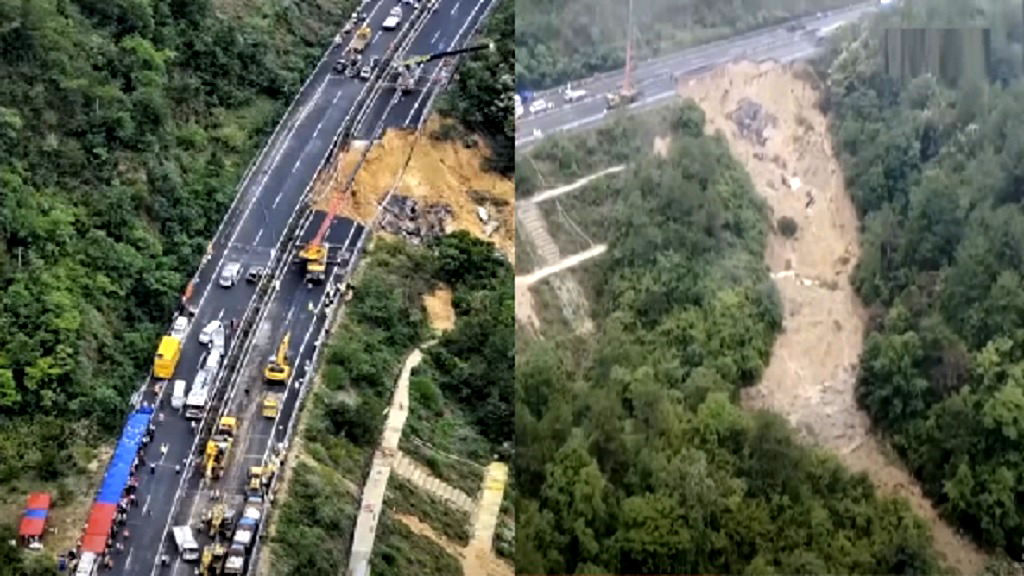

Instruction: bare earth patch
[680,61,987,575]
[423,285,456,333]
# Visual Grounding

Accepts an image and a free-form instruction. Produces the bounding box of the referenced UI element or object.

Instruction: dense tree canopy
[0,0,356,486]
[824,0,1024,558]
[516,101,941,574]
[440,0,513,175]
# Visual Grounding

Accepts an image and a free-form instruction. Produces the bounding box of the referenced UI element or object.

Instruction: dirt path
[462,462,510,576]
[514,202,594,333]
[514,244,608,287]
[680,61,987,575]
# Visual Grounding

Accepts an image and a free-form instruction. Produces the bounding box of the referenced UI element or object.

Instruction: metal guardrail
[145,5,437,576]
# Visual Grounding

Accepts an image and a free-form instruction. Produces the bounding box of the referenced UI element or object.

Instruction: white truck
[223,545,246,575]
[382,7,402,30]
[514,94,523,119]
[562,83,587,103]
[184,368,212,419]
[231,506,262,549]
[170,379,187,410]
[172,526,200,562]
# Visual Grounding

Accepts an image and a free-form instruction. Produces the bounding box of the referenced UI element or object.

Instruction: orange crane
[606,0,640,110]
[297,193,340,283]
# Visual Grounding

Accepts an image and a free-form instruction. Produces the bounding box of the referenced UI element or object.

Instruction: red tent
[18,492,51,540]
[81,533,109,554]
[84,502,117,538]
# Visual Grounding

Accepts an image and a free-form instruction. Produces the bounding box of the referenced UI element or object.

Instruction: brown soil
[652,135,672,158]
[680,61,987,575]
[315,115,514,261]
[423,285,456,333]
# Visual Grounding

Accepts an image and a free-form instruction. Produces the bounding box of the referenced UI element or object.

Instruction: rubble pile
[379,194,453,244]
[728,98,777,146]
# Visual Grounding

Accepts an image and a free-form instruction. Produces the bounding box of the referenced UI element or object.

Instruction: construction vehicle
[350,25,371,53]
[262,392,282,418]
[245,466,272,502]
[199,543,226,576]
[204,417,238,481]
[394,41,494,92]
[606,0,641,110]
[201,503,235,540]
[153,335,182,379]
[264,332,291,382]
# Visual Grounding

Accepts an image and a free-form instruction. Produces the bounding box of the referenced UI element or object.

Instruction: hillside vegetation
[515,0,859,89]
[0,0,353,559]
[515,104,942,574]
[823,0,1024,559]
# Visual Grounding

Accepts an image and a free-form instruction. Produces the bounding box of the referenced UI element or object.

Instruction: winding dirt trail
[680,61,987,575]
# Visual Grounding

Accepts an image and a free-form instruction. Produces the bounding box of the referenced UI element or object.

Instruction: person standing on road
[150,463,156,475]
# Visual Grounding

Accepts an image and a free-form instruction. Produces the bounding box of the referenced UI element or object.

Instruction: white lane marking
[272,191,283,209]
[217,308,225,321]
[141,494,151,515]
[125,549,134,570]
[254,228,264,244]
[405,0,485,125]
[333,91,342,105]
[430,30,440,44]
[451,1,461,14]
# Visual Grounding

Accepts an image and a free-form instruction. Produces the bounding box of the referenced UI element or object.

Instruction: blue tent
[96,407,153,504]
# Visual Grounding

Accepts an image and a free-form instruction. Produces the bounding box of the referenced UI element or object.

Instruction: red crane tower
[606,0,641,110]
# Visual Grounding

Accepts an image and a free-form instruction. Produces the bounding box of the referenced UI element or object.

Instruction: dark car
[246,266,266,283]
[333,59,347,74]
[369,55,381,69]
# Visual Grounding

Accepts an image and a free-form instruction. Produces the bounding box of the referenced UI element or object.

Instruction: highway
[100,1,405,574]
[514,2,880,149]
[354,0,493,138]
[95,0,491,574]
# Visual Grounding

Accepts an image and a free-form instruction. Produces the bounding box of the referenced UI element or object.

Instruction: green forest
[0,0,358,484]
[515,0,859,90]
[270,233,512,574]
[822,0,1024,559]
[515,104,942,574]
[439,0,514,175]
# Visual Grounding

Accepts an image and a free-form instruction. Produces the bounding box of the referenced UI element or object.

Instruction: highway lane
[355,0,493,138]
[166,216,363,576]
[103,2,399,574]
[514,2,880,149]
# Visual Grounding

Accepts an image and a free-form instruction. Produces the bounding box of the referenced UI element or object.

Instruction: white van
[170,379,187,410]
[204,349,222,372]
[172,525,200,561]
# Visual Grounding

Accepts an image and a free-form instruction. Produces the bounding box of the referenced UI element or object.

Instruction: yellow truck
[153,335,182,379]
[261,393,281,418]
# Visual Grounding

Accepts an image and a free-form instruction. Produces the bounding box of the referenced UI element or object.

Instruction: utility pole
[624,0,634,93]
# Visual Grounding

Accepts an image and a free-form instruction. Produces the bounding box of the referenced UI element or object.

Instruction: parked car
[333,59,347,74]
[360,65,372,80]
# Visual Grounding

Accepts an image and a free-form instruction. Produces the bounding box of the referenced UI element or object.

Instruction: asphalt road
[101,1,403,574]
[355,0,493,138]
[514,1,880,149]
[164,215,363,576]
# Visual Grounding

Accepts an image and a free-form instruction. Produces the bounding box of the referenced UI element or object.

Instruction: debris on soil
[379,194,454,245]
[727,97,777,146]
[312,115,514,261]
[423,286,456,333]
[680,60,988,576]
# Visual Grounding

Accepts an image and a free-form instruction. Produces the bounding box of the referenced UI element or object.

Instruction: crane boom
[398,41,494,68]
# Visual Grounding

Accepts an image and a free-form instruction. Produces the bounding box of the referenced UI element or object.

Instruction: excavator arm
[397,40,494,68]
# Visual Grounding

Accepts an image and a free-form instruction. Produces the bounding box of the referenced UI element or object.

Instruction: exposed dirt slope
[679,61,986,575]
[313,115,514,260]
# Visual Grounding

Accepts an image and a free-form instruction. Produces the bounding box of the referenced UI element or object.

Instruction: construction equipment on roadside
[204,417,238,481]
[264,332,291,382]
[393,41,494,92]
[262,392,282,418]
[606,0,641,110]
[350,25,372,53]
[199,543,226,576]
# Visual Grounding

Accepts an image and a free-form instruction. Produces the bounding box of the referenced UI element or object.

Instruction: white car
[198,320,223,346]
[382,7,402,30]
[219,261,242,287]
[529,99,553,114]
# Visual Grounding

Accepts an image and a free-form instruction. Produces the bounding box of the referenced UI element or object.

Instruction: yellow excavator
[200,543,226,576]
[204,417,237,481]
[264,332,291,382]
